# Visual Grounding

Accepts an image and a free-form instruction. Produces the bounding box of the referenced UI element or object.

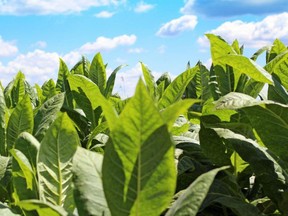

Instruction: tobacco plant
[0,34,288,216]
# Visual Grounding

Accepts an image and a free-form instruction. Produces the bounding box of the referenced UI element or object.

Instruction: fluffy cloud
[0,34,137,87]
[0,36,18,57]
[156,15,198,37]
[79,34,137,54]
[0,49,60,86]
[0,0,125,15]
[95,11,115,18]
[198,12,288,48]
[134,1,155,13]
[181,0,288,16]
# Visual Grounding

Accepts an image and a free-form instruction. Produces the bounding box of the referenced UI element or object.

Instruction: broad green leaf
[231,39,242,55]
[15,132,40,173]
[56,58,70,92]
[68,75,118,130]
[269,53,288,91]
[214,92,256,110]
[240,103,288,164]
[33,93,65,141]
[10,149,38,202]
[216,55,273,85]
[38,113,79,211]
[7,95,33,151]
[71,56,90,77]
[213,65,234,95]
[0,87,7,155]
[158,67,198,109]
[268,76,288,104]
[199,124,232,166]
[18,200,69,216]
[89,53,106,94]
[0,202,21,216]
[206,34,236,63]
[42,79,57,100]
[215,129,288,214]
[267,38,287,62]
[35,84,45,105]
[161,99,200,131]
[165,166,228,216]
[14,71,26,105]
[264,50,288,73]
[201,189,260,216]
[104,64,126,98]
[141,62,157,99]
[0,156,11,201]
[184,63,201,99]
[103,80,176,216]
[3,71,26,108]
[73,147,110,216]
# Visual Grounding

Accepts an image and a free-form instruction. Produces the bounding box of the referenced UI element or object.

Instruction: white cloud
[79,34,137,54]
[128,48,144,53]
[95,10,115,18]
[0,36,18,57]
[0,49,60,86]
[156,15,198,37]
[0,0,125,15]
[134,1,155,13]
[198,12,288,48]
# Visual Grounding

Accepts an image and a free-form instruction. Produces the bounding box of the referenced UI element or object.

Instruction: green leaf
[73,147,110,216]
[68,75,117,130]
[161,99,200,131]
[33,93,65,141]
[215,129,288,214]
[104,64,126,98]
[10,149,38,202]
[56,59,70,92]
[0,87,7,156]
[214,92,256,110]
[141,62,157,99]
[18,200,69,216]
[216,55,273,85]
[165,166,228,216]
[89,53,106,94]
[7,95,33,151]
[240,103,288,164]
[15,132,40,174]
[38,113,79,211]
[267,38,287,62]
[71,56,90,77]
[103,80,176,216]
[206,34,236,63]
[0,156,11,201]
[268,76,288,104]
[199,123,232,166]
[158,67,198,109]
[42,79,57,100]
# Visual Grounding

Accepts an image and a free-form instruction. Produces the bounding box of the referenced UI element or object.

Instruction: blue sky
[0,0,288,97]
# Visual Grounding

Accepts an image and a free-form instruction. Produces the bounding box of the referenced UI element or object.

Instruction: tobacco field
[1,34,288,215]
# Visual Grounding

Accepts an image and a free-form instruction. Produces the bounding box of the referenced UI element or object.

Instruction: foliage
[0,36,288,216]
